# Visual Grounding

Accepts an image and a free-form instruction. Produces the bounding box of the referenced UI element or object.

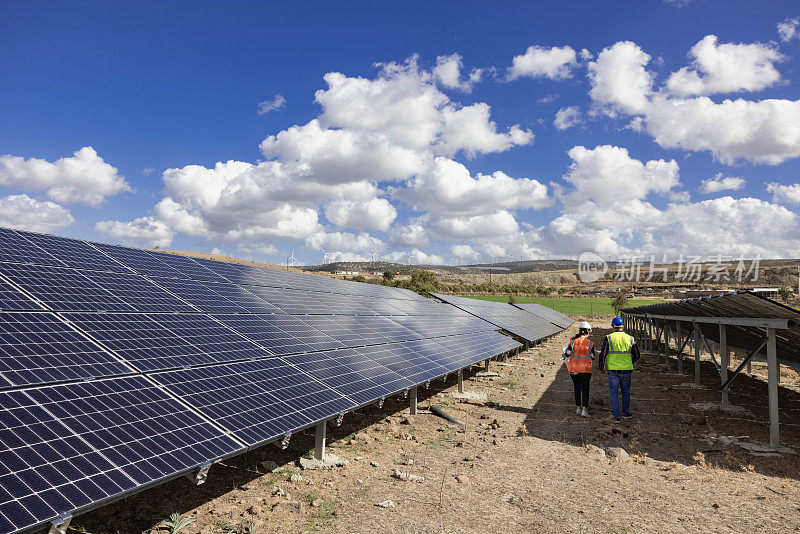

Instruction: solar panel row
[429,293,567,342]
[0,227,562,534]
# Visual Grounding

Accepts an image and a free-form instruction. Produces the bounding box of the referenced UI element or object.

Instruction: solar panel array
[511,303,573,329]
[430,293,571,341]
[0,226,566,534]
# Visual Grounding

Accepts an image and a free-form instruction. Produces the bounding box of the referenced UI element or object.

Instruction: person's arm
[598,336,609,369]
[589,340,596,360]
[631,340,640,364]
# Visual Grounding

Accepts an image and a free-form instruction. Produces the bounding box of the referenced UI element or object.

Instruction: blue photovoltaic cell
[0,264,135,313]
[513,303,574,329]
[147,252,228,282]
[243,286,336,315]
[356,343,449,384]
[61,313,271,372]
[0,278,41,312]
[293,315,388,347]
[151,359,355,447]
[284,348,412,406]
[0,312,130,388]
[150,277,282,314]
[213,314,344,355]
[76,271,197,313]
[0,376,241,534]
[90,243,185,279]
[14,232,132,274]
[0,265,197,313]
[0,228,63,267]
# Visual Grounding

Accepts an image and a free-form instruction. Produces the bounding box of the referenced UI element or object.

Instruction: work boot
[581,407,590,418]
[576,406,582,415]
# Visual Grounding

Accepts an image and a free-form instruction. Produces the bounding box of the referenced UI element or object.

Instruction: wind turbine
[287,249,298,268]
[406,249,413,266]
[321,248,331,264]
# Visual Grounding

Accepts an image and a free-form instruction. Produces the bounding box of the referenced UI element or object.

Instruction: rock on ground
[298,453,349,470]
[392,469,425,482]
[606,447,630,460]
[375,500,395,508]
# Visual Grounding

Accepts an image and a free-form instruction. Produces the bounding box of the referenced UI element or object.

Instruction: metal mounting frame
[48,514,72,534]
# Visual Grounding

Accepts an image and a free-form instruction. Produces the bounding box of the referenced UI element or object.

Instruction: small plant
[305,499,337,529]
[155,511,196,534]
[216,518,259,534]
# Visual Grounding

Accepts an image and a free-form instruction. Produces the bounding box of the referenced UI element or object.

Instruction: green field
[464,295,670,315]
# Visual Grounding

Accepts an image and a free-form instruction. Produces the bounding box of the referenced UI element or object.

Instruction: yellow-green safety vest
[606,331,634,370]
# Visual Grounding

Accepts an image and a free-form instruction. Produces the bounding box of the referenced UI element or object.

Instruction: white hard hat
[579,321,592,330]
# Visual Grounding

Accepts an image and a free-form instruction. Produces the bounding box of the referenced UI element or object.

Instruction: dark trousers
[570,372,591,407]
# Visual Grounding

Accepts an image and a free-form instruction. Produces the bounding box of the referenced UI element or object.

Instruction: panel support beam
[623,313,789,329]
[48,514,72,534]
[767,327,780,447]
[185,461,211,485]
[484,358,490,371]
[457,369,464,393]
[409,386,418,415]
[720,324,728,406]
[694,322,701,385]
[314,420,326,461]
[676,322,683,374]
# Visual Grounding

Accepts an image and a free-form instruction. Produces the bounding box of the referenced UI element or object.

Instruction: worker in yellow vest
[598,317,640,423]
[563,321,595,418]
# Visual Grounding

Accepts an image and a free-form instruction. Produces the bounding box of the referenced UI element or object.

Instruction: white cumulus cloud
[665,35,784,96]
[433,53,482,92]
[767,182,800,204]
[95,217,174,248]
[323,198,397,232]
[588,41,654,117]
[0,195,74,233]
[393,157,550,216]
[0,146,131,206]
[507,45,578,80]
[699,173,746,194]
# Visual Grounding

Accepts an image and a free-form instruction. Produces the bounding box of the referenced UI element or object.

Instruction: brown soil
[75,320,800,534]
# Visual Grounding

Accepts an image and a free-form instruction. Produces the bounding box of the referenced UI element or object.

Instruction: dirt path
[76,320,800,534]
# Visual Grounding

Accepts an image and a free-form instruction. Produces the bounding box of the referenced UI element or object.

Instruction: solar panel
[0,278,42,311]
[348,316,421,343]
[0,377,241,534]
[61,313,270,371]
[77,271,198,313]
[434,332,522,369]
[0,228,63,267]
[243,286,336,314]
[151,359,355,447]
[0,264,197,313]
[147,252,228,282]
[0,312,130,388]
[513,303,574,329]
[356,343,450,384]
[14,231,132,274]
[0,264,135,313]
[150,277,283,314]
[90,243,185,279]
[212,314,344,355]
[430,293,564,343]
[284,348,412,406]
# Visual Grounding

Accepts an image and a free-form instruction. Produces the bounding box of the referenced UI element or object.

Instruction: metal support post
[314,420,326,460]
[48,515,72,534]
[409,386,418,415]
[663,321,669,364]
[484,358,490,371]
[767,327,779,447]
[185,462,211,485]
[720,324,728,406]
[457,369,463,393]
[694,322,701,385]
[676,321,683,373]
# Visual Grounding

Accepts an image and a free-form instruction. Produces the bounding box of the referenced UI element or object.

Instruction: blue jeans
[608,371,631,419]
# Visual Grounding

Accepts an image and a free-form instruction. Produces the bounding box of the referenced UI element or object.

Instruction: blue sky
[1,1,800,265]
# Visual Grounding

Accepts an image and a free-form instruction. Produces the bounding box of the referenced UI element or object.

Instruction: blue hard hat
[611,317,624,326]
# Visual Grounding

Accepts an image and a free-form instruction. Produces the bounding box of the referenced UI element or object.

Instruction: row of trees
[339,270,573,297]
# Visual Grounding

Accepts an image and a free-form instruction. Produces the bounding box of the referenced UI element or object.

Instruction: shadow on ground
[497,326,800,480]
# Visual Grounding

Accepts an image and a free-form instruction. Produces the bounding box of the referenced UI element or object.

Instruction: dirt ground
[75,318,800,534]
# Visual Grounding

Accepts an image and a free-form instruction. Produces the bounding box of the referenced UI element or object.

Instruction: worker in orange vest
[563,321,595,417]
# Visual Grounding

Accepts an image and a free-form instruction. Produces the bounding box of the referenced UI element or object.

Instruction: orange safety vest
[567,336,593,373]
